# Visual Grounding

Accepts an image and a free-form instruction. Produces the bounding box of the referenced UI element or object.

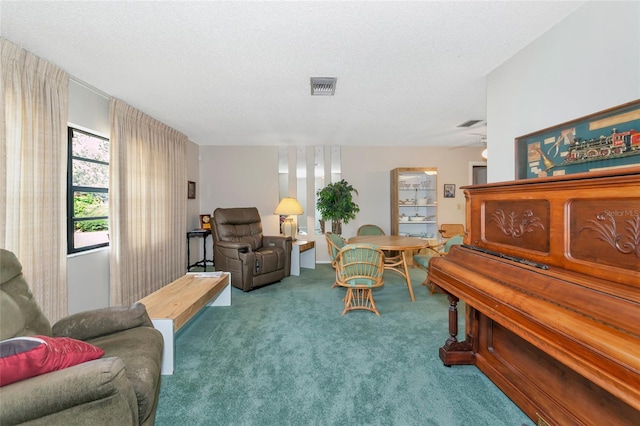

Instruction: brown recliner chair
[212,207,292,292]
[0,249,163,425]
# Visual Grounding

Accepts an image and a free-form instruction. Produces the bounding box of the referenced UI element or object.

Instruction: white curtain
[0,39,69,322]
[109,98,187,305]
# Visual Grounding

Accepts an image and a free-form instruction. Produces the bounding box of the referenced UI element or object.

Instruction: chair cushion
[0,335,104,386]
[357,225,385,236]
[343,277,378,288]
[444,235,464,252]
[327,233,346,249]
[413,254,434,268]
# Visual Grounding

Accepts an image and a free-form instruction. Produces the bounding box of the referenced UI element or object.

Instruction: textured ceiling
[0,1,585,146]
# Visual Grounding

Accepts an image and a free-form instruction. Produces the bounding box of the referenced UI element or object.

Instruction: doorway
[473,165,487,185]
[469,162,487,185]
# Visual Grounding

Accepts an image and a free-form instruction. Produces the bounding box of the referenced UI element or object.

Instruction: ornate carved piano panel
[430,167,640,425]
[570,199,640,271]
[482,199,550,253]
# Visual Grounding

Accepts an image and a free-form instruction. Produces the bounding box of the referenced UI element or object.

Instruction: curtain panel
[1,39,69,322]
[109,98,187,305]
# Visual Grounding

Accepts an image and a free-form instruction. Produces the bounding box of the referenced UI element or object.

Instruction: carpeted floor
[155,264,533,426]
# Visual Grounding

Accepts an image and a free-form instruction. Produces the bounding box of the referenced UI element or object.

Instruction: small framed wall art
[187,181,196,199]
[444,184,456,198]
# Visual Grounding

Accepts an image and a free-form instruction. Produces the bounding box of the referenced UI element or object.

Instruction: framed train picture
[515,100,640,180]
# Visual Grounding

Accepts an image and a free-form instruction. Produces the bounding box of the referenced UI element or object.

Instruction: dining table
[347,235,430,302]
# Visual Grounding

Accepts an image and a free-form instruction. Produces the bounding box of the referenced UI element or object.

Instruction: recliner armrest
[0,357,138,425]
[215,240,252,251]
[262,235,292,277]
[263,235,291,250]
[52,302,153,340]
[215,241,253,260]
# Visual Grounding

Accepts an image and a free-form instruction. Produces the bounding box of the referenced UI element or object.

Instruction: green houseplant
[316,179,360,235]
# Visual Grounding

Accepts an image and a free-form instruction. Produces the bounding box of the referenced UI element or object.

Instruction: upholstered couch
[212,207,292,292]
[0,249,163,425]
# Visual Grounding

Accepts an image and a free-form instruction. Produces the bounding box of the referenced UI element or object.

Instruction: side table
[186,229,213,271]
[291,240,315,276]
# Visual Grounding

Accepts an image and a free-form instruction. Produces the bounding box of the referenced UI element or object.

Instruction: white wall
[197,144,483,263]
[67,248,109,314]
[198,145,282,235]
[487,1,640,183]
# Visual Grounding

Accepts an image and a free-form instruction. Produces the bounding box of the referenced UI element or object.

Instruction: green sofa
[0,249,163,425]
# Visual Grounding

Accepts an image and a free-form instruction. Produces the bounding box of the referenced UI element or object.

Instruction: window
[67,128,109,253]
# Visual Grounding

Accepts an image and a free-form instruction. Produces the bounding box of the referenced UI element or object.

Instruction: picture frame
[443,184,456,198]
[515,99,640,180]
[199,214,211,230]
[187,181,196,199]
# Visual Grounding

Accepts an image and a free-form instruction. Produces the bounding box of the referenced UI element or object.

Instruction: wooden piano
[428,167,640,425]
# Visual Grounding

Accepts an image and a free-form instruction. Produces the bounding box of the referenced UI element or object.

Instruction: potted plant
[316,179,360,235]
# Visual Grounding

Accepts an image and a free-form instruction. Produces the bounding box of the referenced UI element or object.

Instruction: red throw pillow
[0,335,104,386]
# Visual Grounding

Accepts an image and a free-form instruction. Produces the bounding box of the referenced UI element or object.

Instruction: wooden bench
[139,272,231,375]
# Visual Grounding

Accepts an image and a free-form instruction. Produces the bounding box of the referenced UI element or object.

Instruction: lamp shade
[274,197,303,216]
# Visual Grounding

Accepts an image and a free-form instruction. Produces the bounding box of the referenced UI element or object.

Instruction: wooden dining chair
[356,224,385,236]
[325,231,347,287]
[335,244,385,316]
[356,224,400,258]
[438,224,465,240]
[413,234,463,295]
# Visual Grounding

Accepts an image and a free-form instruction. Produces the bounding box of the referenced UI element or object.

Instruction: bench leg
[207,273,231,307]
[152,319,175,375]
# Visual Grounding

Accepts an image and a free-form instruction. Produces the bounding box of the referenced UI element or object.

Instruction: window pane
[73,191,109,249]
[72,130,109,162]
[74,192,108,219]
[73,159,109,187]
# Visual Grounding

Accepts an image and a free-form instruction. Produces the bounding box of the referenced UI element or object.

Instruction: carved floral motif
[489,209,544,238]
[581,211,640,258]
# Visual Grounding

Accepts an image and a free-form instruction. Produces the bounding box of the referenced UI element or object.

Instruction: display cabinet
[390,167,438,244]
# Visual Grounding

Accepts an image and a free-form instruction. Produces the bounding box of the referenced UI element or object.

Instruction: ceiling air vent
[457,119,483,128]
[310,77,337,96]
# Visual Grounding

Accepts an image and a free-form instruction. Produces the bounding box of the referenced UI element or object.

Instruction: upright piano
[428,167,640,425]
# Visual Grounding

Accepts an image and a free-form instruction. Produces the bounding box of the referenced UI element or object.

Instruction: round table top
[347,235,430,251]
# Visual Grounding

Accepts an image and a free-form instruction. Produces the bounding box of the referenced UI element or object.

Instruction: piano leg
[439,293,476,366]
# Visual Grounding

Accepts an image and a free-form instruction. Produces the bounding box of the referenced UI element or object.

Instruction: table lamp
[274,197,303,240]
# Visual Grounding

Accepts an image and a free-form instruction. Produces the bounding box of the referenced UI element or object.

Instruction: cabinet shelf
[398,221,437,224]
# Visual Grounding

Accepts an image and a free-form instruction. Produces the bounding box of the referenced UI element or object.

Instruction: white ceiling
[0,1,585,147]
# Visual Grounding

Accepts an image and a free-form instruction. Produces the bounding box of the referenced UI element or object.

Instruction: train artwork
[563,128,640,164]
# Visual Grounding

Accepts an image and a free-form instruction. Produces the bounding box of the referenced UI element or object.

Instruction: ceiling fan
[450,133,488,159]
[450,133,487,149]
